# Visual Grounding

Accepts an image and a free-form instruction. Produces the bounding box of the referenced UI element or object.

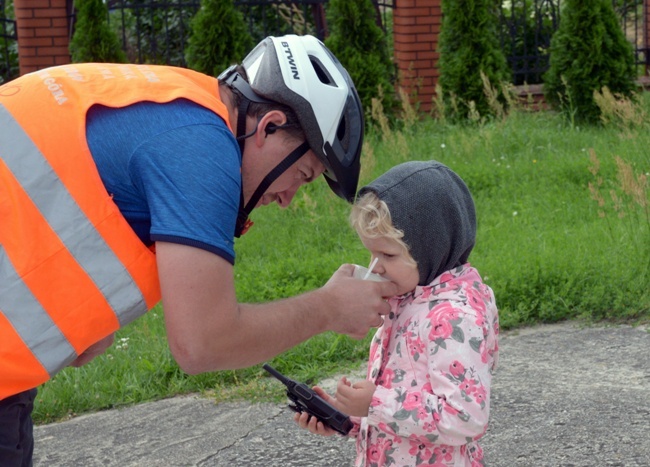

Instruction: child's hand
[293,411,338,436]
[292,386,338,437]
[335,377,376,417]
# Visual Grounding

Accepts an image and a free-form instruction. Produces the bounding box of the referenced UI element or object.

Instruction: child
[295,160,499,466]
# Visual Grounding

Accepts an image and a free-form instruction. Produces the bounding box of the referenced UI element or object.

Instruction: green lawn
[33,99,649,425]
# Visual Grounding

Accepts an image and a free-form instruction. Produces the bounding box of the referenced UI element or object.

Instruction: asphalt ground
[33,321,650,466]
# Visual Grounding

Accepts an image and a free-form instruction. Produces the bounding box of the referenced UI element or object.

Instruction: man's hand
[334,377,376,417]
[320,264,397,339]
[69,333,115,367]
[156,243,398,373]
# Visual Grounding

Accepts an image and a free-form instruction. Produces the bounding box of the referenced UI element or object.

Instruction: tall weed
[588,149,649,261]
[594,86,647,130]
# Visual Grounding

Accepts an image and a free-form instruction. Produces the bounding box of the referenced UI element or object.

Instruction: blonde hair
[350,191,416,266]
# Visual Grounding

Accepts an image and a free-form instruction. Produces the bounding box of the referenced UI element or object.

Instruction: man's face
[241,138,326,209]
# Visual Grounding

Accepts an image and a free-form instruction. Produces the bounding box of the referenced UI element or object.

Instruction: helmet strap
[234,141,310,237]
[235,96,252,154]
[234,95,252,237]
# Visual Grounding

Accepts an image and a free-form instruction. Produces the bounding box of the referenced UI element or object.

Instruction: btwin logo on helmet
[281,41,300,80]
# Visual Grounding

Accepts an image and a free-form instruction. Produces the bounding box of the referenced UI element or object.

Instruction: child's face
[359,234,419,296]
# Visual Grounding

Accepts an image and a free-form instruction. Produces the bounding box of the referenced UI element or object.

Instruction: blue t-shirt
[86,99,241,264]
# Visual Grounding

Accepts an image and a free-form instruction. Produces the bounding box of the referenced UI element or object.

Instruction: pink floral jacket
[351,265,499,467]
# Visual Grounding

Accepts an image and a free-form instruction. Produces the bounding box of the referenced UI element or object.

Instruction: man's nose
[277,186,299,208]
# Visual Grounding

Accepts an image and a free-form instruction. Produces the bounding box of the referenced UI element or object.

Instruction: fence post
[14,0,71,76]
[393,0,442,113]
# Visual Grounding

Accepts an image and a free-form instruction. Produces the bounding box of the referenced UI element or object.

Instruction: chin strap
[234,141,310,237]
[231,91,310,237]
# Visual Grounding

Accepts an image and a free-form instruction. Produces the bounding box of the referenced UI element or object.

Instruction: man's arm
[68,333,115,367]
[156,241,397,374]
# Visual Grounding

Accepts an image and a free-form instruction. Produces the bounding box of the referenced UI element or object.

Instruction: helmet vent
[310,56,335,86]
[337,115,349,150]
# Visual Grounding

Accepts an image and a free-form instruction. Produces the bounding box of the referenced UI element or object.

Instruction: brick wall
[393,0,442,113]
[14,0,71,76]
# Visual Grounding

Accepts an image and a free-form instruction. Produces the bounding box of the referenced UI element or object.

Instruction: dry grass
[588,148,649,254]
[594,86,647,131]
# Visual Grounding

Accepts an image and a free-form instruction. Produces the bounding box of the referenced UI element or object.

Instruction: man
[0,34,396,465]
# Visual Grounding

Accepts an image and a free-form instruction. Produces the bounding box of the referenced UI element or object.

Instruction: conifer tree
[325,0,396,117]
[543,0,636,124]
[185,0,253,77]
[1,0,19,83]
[437,0,509,121]
[69,0,127,63]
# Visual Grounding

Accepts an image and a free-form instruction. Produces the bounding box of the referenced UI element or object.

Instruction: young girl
[295,160,499,466]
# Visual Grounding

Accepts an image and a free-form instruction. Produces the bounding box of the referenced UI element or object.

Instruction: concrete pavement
[33,321,650,466]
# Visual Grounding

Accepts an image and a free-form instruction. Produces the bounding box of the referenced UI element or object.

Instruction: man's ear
[255,110,287,145]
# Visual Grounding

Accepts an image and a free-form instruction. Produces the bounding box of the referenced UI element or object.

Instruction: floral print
[351,265,499,467]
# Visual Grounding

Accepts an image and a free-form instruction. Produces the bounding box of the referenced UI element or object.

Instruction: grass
[33,94,650,425]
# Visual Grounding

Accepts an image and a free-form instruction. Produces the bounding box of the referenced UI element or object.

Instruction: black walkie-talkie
[263,363,353,435]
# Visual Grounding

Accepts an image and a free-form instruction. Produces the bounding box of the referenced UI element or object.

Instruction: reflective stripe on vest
[0,245,75,375]
[0,63,233,399]
[0,104,148,374]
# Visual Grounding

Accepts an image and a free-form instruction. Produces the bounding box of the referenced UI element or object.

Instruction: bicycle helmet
[219,34,364,236]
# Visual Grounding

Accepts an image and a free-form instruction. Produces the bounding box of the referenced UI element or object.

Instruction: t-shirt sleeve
[129,123,241,264]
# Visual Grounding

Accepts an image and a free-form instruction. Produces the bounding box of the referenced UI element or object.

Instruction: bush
[437,0,510,121]
[324,0,396,120]
[69,0,127,63]
[0,37,18,84]
[543,0,636,125]
[0,0,19,84]
[185,0,253,77]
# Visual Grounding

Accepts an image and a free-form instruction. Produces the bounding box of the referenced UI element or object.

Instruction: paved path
[33,321,650,466]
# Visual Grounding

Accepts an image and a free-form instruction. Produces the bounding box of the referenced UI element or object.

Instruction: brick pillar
[14,0,71,76]
[393,0,442,113]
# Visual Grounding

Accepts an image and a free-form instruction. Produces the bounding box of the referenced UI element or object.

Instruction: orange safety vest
[0,63,233,400]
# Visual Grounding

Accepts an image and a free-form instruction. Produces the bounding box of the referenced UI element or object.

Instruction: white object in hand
[352,259,387,282]
[363,257,379,279]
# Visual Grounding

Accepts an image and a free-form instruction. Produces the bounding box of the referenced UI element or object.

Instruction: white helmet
[221,34,364,202]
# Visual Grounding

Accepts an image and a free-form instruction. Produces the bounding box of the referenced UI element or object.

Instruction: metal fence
[615,0,649,67]
[0,0,17,84]
[499,0,560,85]
[94,0,650,84]
[500,0,648,85]
[0,1,646,86]
[106,0,199,66]
[104,0,393,67]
